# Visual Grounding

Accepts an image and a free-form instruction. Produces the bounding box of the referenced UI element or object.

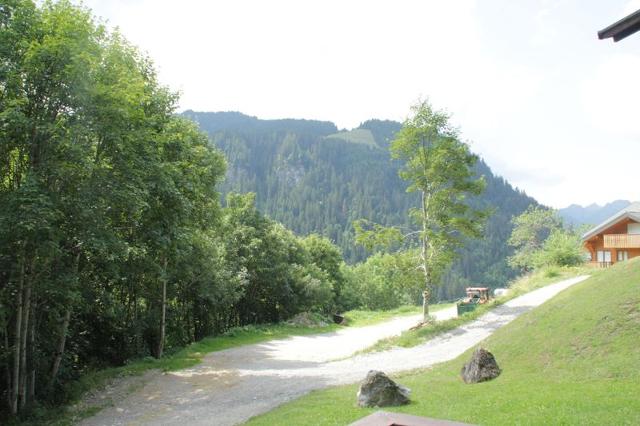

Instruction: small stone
[356,370,410,407]
[461,348,501,384]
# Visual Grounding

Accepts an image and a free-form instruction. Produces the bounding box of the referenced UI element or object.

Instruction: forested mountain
[183,111,538,299]
[559,200,632,227]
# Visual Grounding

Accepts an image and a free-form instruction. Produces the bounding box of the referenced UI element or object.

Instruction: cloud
[581,54,640,139]
[623,0,640,15]
[77,0,640,209]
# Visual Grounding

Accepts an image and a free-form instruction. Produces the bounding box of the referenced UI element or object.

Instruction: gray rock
[461,348,501,384]
[356,370,410,407]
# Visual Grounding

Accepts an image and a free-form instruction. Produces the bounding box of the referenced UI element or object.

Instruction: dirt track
[81,275,589,426]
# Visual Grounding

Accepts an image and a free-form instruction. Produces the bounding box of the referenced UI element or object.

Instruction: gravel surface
[81,275,589,426]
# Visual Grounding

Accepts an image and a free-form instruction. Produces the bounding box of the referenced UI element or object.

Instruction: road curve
[81,275,590,426]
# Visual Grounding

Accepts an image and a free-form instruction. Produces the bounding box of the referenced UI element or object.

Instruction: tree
[533,229,585,268]
[301,234,346,311]
[508,206,563,271]
[389,100,486,321]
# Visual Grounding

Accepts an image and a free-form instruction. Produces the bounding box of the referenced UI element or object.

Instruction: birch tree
[390,100,486,321]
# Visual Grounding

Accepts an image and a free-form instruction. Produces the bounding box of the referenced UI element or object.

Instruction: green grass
[343,303,453,327]
[361,265,591,353]
[326,129,378,147]
[246,260,640,425]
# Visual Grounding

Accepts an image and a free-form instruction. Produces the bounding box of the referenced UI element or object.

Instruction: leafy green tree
[390,100,486,321]
[345,250,424,310]
[533,229,585,268]
[508,206,563,271]
[0,1,229,414]
[301,234,346,311]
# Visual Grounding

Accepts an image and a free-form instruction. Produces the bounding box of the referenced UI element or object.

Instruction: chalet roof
[598,8,640,42]
[582,202,640,241]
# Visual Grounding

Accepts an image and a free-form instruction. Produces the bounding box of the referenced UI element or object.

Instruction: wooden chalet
[582,202,640,267]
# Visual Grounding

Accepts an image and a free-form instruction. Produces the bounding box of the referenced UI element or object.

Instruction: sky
[79,0,640,209]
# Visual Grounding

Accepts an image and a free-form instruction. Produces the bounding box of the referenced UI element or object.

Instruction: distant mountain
[183,111,538,299]
[559,200,632,227]
[183,110,338,136]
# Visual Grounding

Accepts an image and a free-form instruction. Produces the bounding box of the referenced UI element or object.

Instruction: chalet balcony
[603,234,640,248]
[588,261,612,268]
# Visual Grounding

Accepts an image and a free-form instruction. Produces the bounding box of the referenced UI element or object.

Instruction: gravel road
[81,275,589,426]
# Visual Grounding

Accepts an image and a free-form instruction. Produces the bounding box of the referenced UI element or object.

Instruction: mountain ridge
[559,199,633,226]
[184,111,538,300]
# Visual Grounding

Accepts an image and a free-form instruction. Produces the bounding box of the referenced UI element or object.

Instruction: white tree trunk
[156,256,167,359]
[19,274,32,410]
[420,191,431,322]
[10,256,24,415]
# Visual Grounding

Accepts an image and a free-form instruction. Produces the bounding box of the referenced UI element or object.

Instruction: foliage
[508,206,585,270]
[533,229,585,268]
[353,219,403,252]
[187,111,538,301]
[362,100,487,317]
[0,1,346,418]
[342,250,424,310]
[508,205,563,270]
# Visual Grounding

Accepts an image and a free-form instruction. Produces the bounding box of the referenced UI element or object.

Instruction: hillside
[183,111,538,300]
[559,199,632,227]
[247,260,640,425]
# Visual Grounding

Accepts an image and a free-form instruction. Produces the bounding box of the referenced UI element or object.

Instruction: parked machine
[456,287,490,316]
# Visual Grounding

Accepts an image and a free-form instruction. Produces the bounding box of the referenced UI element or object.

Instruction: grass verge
[356,265,592,353]
[342,303,453,327]
[245,260,639,425]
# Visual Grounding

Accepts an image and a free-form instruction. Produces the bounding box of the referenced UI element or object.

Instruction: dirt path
[81,275,589,426]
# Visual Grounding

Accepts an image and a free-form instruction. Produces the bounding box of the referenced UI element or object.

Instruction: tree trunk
[10,255,25,415]
[49,308,71,387]
[4,322,11,411]
[420,190,431,322]
[156,256,168,359]
[49,251,79,387]
[28,299,36,403]
[19,271,32,410]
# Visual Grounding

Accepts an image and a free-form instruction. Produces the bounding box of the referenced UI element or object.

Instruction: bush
[342,250,423,311]
[534,229,585,268]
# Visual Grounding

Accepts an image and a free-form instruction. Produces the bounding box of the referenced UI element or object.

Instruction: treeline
[186,112,539,298]
[0,1,345,417]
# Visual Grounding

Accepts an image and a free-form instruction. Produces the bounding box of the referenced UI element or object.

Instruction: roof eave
[582,211,628,241]
[598,9,640,42]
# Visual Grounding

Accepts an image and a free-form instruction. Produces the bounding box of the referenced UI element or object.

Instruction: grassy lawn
[246,260,640,425]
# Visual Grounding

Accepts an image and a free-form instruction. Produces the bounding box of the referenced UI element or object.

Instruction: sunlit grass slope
[246,260,640,425]
[326,129,378,147]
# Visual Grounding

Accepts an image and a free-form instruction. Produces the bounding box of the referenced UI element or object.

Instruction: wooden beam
[598,9,640,42]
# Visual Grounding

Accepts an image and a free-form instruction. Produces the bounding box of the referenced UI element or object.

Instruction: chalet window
[597,250,611,263]
[617,251,629,261]
[628,223,640,235]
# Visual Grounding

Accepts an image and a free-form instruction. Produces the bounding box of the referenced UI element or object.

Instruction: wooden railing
[588,261,612,268]
[603,234,640,248]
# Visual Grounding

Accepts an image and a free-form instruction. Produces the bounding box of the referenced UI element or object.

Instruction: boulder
[357,370,410,407]
[460,348,501,384]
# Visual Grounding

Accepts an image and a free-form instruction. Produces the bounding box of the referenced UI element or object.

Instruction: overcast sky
[80,0,640,209]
